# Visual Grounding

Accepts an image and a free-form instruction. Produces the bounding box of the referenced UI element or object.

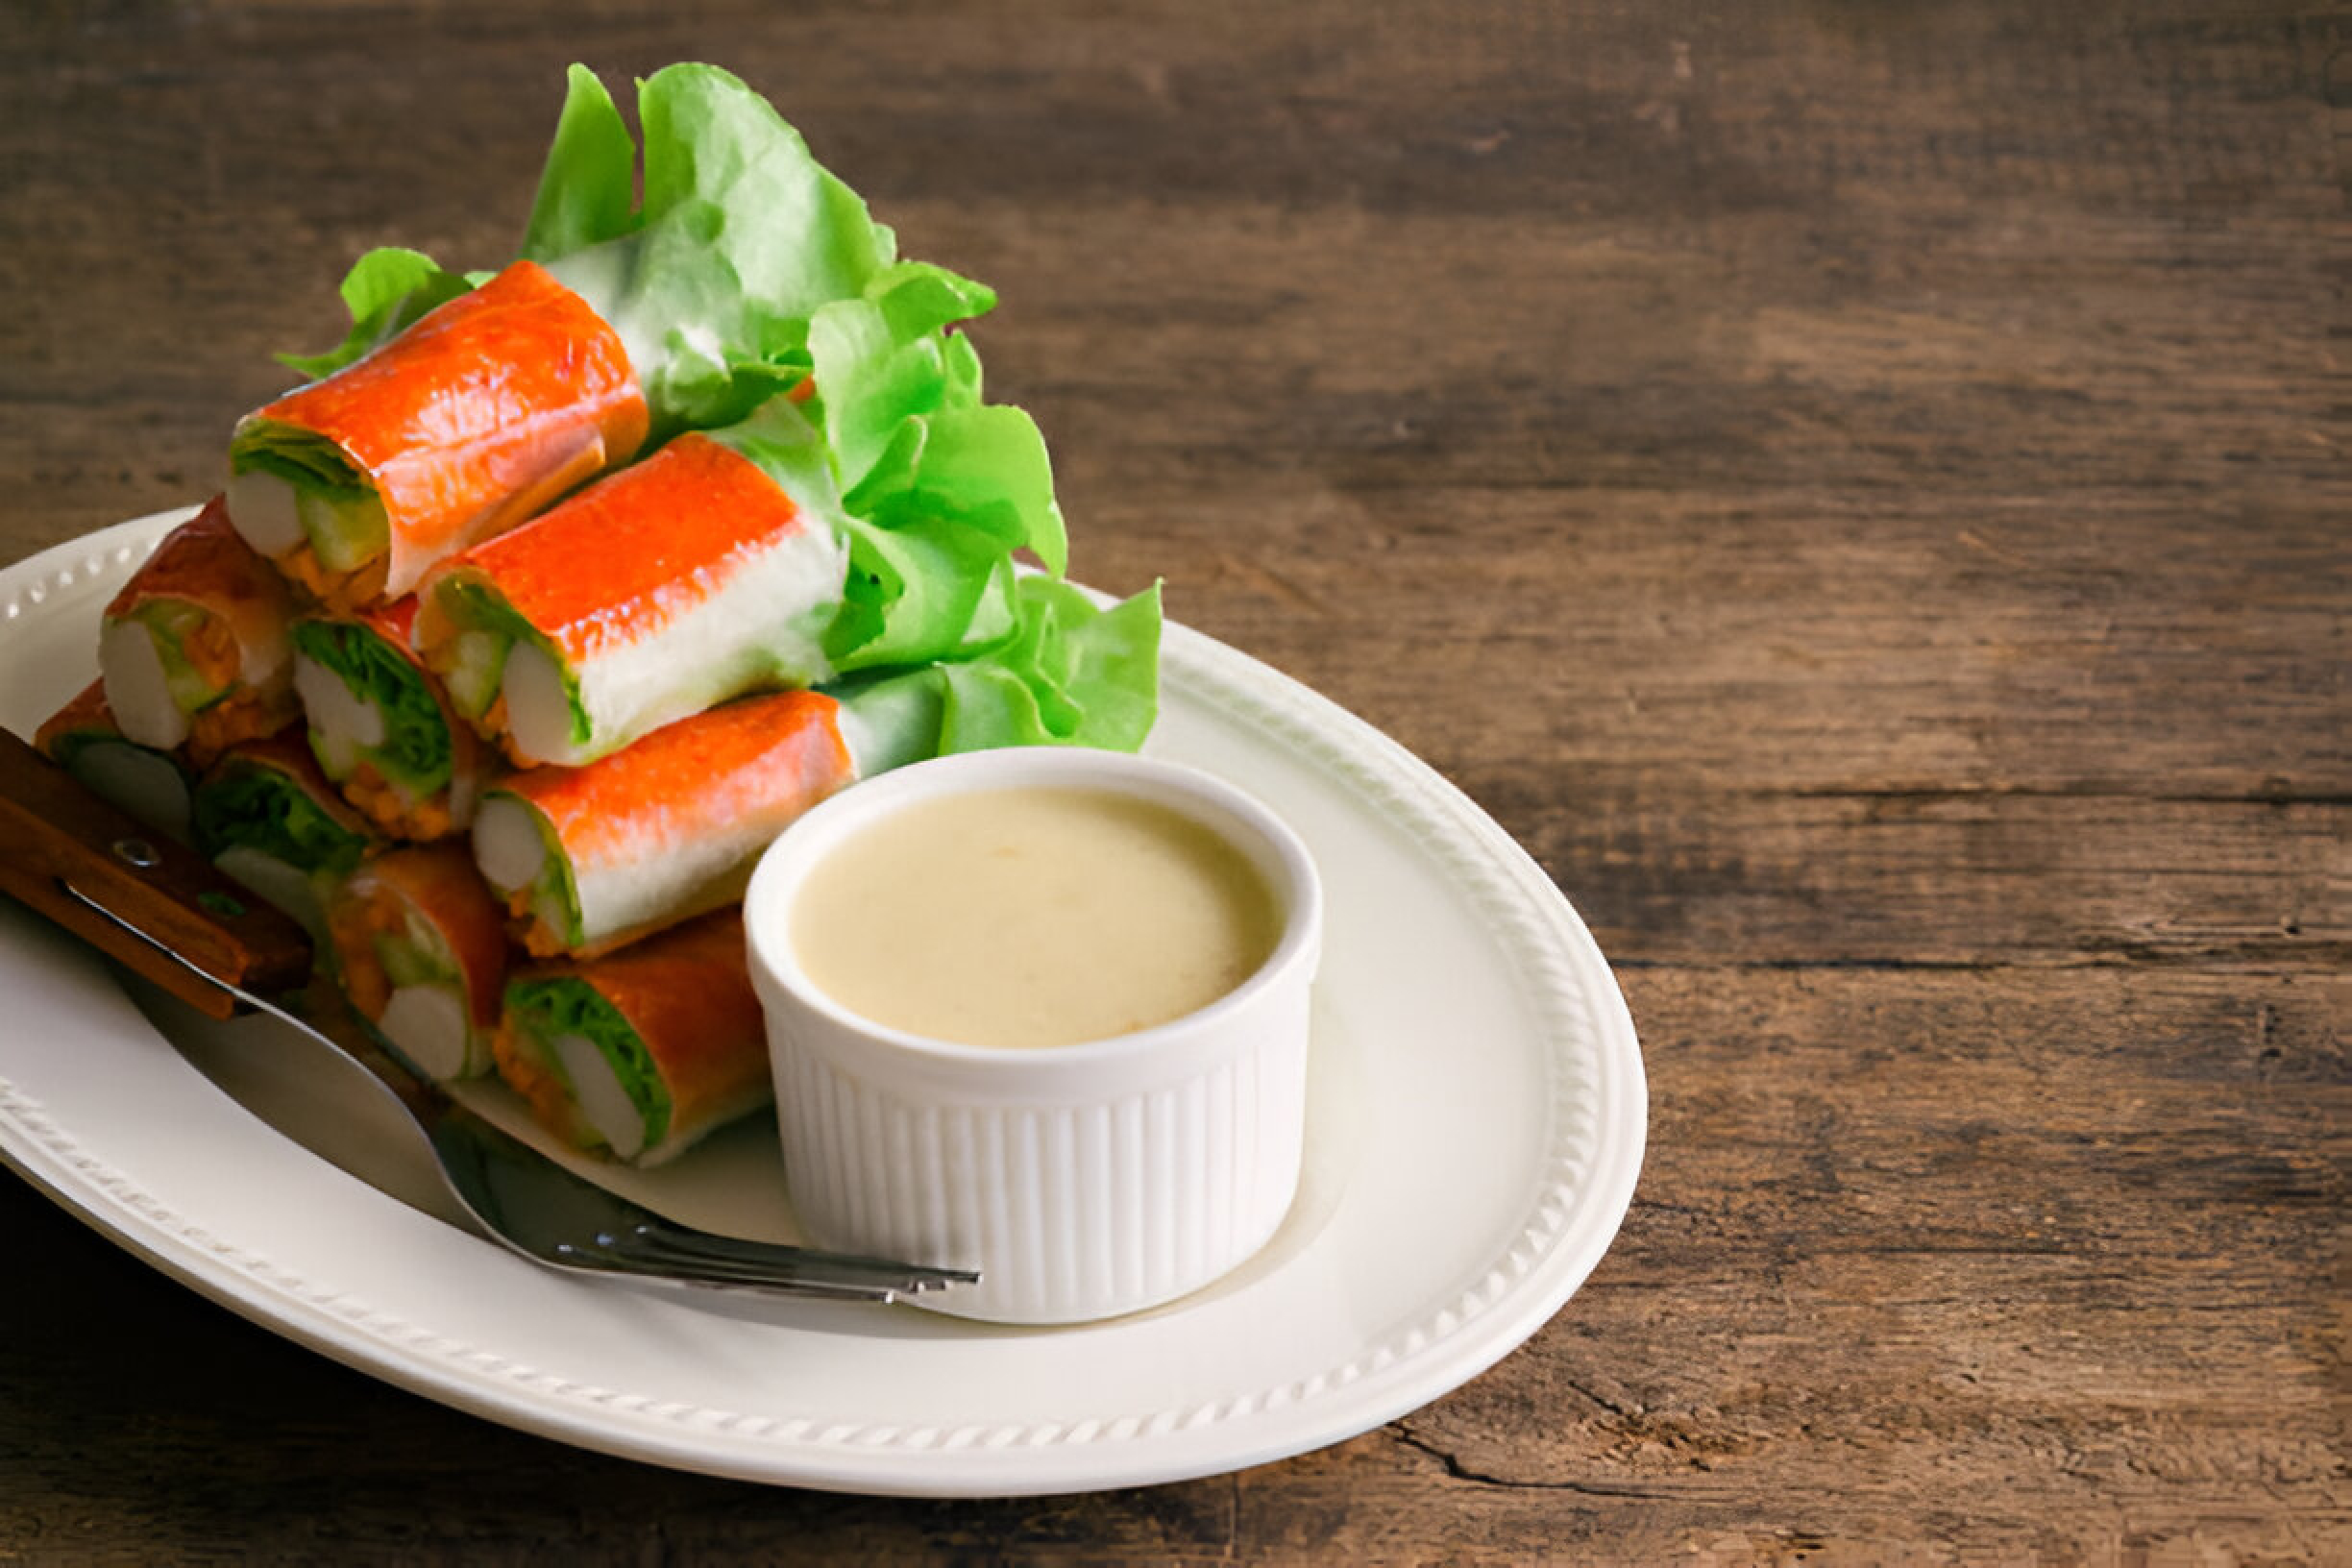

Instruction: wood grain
[0,1,2343,1562]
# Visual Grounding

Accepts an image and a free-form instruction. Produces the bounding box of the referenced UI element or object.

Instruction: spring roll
[471,689,857,958]
[224,258,651,609]
[325,842,510,1082]
[100,496,300,765]
[495,909,770,1165]
[291,598,489,841]
[33,680,197,844]
[412,427,849,769]
[190,729,380,936]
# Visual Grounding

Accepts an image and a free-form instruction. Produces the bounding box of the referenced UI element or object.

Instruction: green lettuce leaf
[518,63,639,261]
[698,259,1063,679]
[230,422,371,494]
[835,576,1163,775]
[275,247,478,380]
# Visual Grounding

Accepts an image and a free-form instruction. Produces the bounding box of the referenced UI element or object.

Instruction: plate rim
[0,510,1647,1496]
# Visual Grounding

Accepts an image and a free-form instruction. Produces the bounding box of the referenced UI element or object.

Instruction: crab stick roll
[471,689,855,957]
[325,842,510,1082]
[224,259,650,609]
[190,729,380,937]
[100,496,300,766]
[33,680,197,844]
[495,909,770,1165]
[413,429,847,770]
[291,598,489,841]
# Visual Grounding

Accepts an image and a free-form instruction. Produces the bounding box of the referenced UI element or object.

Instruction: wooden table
[3,3,2341,1560]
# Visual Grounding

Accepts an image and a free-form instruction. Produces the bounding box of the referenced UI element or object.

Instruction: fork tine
[592,1214,980,1294]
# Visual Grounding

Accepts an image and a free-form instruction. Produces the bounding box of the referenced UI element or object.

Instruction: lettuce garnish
[699,258,1069,681]
[835,576,1164,775]
[276,248,478,381]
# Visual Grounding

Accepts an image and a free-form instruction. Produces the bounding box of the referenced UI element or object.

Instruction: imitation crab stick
[290,597,490,841]
[325,842,511,1082]
[472,689,857,958]
[495,909,771,1165]
[100,497,300,765]
[34,680,197,845]
[189,728,380,937]
[412,429,848,770]
[225,258,651,609]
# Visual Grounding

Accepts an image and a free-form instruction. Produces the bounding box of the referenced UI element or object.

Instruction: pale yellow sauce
[793,786,1283,1049]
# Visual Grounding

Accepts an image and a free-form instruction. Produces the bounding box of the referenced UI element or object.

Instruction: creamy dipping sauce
[791,785,1284,1049]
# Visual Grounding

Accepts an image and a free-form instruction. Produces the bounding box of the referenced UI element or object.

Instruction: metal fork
[0,730,974,1303]
[73,884,975,1302]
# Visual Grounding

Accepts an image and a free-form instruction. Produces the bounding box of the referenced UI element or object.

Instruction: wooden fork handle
[0,725,312,1018]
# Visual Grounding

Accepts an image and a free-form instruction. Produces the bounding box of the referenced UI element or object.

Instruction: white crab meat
[293,651,389,776]
[471,796,549,897]
[377,984,476,1081]
[224,468,306,557]
[497,642,576,772]
[99,620,191,751]
[550,1032,647,1160]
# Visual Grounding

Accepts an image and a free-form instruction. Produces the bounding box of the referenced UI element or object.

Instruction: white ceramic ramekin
[743,747,1323,1324]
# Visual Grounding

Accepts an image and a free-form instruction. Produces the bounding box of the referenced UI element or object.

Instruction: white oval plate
[0,511,1645,1498]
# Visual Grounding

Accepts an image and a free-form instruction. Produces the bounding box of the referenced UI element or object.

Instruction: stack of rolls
[36,62,1161,1168]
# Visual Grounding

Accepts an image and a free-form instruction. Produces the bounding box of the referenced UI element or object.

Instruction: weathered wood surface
[1,2,2343,1562]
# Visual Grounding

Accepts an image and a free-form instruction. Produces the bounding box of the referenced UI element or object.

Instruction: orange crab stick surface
[414,431,846,770]
[99,496,300,765]
[325,841,512,1082]
[470,689,858,958]
[228,260,651,608]
[495,909,772,1165]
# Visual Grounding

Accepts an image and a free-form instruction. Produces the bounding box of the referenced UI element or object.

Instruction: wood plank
[0,0,2340,1558]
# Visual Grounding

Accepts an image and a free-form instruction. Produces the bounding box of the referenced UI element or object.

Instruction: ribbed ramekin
[743,747,1323,1324]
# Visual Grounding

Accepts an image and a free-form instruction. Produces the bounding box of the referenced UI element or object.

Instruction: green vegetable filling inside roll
[367,920,477,1079]
[192,767,374,877]
[432,581,586,743]
[227,429,391,574]
[290,620,453,796]
[504,977,672,1156]
[377,913,460,992]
